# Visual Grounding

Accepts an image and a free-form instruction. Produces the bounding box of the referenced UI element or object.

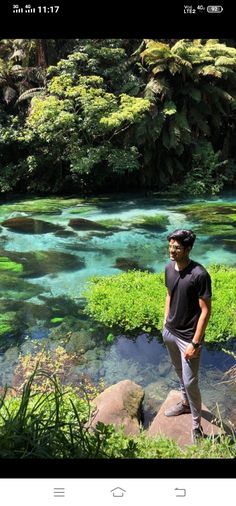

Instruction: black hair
[167,229,196,249]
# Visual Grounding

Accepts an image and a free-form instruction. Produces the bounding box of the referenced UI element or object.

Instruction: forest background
[0,38,236,197]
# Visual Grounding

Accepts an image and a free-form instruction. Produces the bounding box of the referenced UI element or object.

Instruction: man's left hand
[184,343,199,359]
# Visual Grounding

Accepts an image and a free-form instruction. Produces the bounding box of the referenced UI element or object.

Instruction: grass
[0,367,235,459]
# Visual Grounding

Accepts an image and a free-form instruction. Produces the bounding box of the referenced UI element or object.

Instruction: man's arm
[164,291,171,325]
[192,297,211,344]
[184,298,211,359]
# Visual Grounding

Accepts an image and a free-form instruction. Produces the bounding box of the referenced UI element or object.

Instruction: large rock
[147,389,229,448]
[90,380,144,435]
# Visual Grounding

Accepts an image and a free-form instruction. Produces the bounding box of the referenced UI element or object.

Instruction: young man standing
[163,229,212,443]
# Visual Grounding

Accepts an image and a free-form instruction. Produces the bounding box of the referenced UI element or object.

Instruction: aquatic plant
[132,214,169,230]
[0,197,88,216]
[176,202,236,238]
[50,317,65,324]
[0,257,23,274]
[0,313,17,337]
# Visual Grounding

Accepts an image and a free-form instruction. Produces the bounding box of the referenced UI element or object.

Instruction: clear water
[0,193,235,427]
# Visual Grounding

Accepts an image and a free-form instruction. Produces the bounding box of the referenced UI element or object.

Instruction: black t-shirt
[165,259,212,341]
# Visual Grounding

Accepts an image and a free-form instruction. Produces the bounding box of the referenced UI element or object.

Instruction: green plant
[84,270,166,332]
[84,266,236,343]
[0,366,235,458]
[181,141,228,196]
[206,265,236,342]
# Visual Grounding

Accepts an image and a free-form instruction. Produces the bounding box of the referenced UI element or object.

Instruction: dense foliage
[84,266,236,343]
[0,38,236,194]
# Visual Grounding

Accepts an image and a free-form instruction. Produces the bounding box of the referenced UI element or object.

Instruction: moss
[0,257,23,273]
[176,203,236,236]
[0,197,89,215]
[67,206,98,214]
[0,312,17,337]
[96,218,124,228]
[131,214,169,230]
[50,317,65,324]
[195,224,236,237]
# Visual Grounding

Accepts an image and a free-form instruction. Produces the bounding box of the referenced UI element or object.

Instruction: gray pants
[162,326,202,429]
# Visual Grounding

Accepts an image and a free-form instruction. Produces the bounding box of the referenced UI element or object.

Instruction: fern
[16,87,45,104]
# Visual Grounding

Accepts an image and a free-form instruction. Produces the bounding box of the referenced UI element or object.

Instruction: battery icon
[207,5,223,13]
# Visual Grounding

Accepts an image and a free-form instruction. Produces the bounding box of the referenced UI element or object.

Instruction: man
[162,229,212,443]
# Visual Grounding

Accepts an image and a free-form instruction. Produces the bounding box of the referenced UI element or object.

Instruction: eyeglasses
[168,245,184,252]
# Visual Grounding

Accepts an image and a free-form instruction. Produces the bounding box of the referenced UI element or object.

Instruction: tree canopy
[0,38,236,195]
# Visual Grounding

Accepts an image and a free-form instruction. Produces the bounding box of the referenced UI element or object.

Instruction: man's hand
[184,343,200,359]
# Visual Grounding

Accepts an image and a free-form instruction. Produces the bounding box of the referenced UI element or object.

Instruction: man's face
[168,239,190,262]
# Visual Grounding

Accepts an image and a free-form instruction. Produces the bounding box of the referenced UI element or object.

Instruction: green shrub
[84,266,236,343]
[84,270,166,332]
[207,265,236,342]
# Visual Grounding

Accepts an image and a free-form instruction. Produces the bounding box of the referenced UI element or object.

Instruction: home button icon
[110,487,126,498]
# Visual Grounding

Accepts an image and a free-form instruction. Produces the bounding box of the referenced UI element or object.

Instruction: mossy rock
[1,250,85,277]
[65,330,96,354]
[1,217,65,234]
[38,295,86,319]
[174,203,236,238]
[113,257,154,273]
[54,230,78,238]
[67,206,98,215]
[222,239,236,253]
[177,202,236,217]
[0,273,43,300]
[195,224,236,237]
[0,197,89,216]
[96,219,125,230]
[131,214,169,231]
[69,218,107,231]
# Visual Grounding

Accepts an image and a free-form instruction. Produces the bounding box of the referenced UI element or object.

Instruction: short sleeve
[165,266,167,288]
[197,271,212,299]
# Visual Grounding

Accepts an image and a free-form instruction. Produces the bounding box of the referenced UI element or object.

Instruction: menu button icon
[53,488,65,498]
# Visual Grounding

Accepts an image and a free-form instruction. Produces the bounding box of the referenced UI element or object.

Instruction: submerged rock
[54,230,78,238]
[1,217,64,234]
[0,273,43,300]
[113,257,154,273]
[65,330,96,354]
[2,250,85,277]
[69,218,107,231]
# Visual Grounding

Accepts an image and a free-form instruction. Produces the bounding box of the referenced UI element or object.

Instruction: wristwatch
[191,340,200,349]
